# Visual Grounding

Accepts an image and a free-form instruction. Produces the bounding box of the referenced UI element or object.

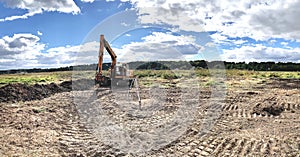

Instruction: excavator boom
[97,35,117,76]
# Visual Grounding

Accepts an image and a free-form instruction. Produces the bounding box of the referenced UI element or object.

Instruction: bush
[162,73,178,79]
[268,73,280,78]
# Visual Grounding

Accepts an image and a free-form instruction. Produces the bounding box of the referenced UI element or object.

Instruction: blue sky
[0,0,300,70]
[0,0,131,48]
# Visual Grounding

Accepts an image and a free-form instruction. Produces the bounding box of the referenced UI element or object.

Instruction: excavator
[95,34,141,106]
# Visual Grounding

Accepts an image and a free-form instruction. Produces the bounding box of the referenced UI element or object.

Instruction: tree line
[0,60,299,74]
[130,60,300,71]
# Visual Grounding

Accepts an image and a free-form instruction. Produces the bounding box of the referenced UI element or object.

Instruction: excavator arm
[104,39,117,70]
[97,34,117,76]
[95,35,117,86]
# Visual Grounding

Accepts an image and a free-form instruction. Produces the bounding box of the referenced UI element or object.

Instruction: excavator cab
[111,63,134,88]
[113,63,130,78]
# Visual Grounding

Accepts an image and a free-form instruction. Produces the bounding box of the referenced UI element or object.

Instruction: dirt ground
[0,77,299,156]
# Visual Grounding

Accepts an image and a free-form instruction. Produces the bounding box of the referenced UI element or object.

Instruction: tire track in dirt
[154,135,279,156]
[223,89,300,119]
[144,86,299,156]
[57,85,300,156]
[57,89,128,156]
[58,119,125,156]
[94,90,180,133]
[1,79,299,156]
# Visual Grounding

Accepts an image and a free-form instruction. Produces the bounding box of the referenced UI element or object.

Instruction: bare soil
[0,78,299,156]
[0,79,93,103]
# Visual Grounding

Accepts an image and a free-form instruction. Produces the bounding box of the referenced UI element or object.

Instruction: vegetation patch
[0,71,72,86]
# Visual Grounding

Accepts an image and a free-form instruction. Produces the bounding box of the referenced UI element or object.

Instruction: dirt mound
[252,103,284,116]
[0,78,95,103]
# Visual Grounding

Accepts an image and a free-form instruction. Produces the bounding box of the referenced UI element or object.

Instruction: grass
[0,69,298,87]
[225,70,300,79]
[134,70,180,79]
[0,71,72,86]
[72,70,95,79]
[135,69,300,79]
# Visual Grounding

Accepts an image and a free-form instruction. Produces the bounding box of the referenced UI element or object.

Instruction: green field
[0,70,299,87]
[0,71,72,86]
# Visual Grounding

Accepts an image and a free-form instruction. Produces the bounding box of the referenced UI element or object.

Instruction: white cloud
[0,33,44,57]
[37,31,43,36]
[0,33,45,69]
[221,44,300,63]
[120,0,300,63]
[117,3,123,8]
[112,32,203,62]
[46,41,102,66]
[279,42,292,49]
[0,10,43,22]
[233,40,247,45]
[122,0,300,42]
[0,0,81,22]
[210,33,228,45]
[280,42,288,47]
[210,32,248,46]
[81,0,95,3]
[205,42,215,47]
[0,32,200,69]
[141,32,196,45]
[269,40,277,44]
[0,33,101,69]
[249,0,300,41]
[120,22,130,27]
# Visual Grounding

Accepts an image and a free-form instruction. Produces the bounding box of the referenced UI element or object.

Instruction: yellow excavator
[95,35,141,106]
[95,34,133,86]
